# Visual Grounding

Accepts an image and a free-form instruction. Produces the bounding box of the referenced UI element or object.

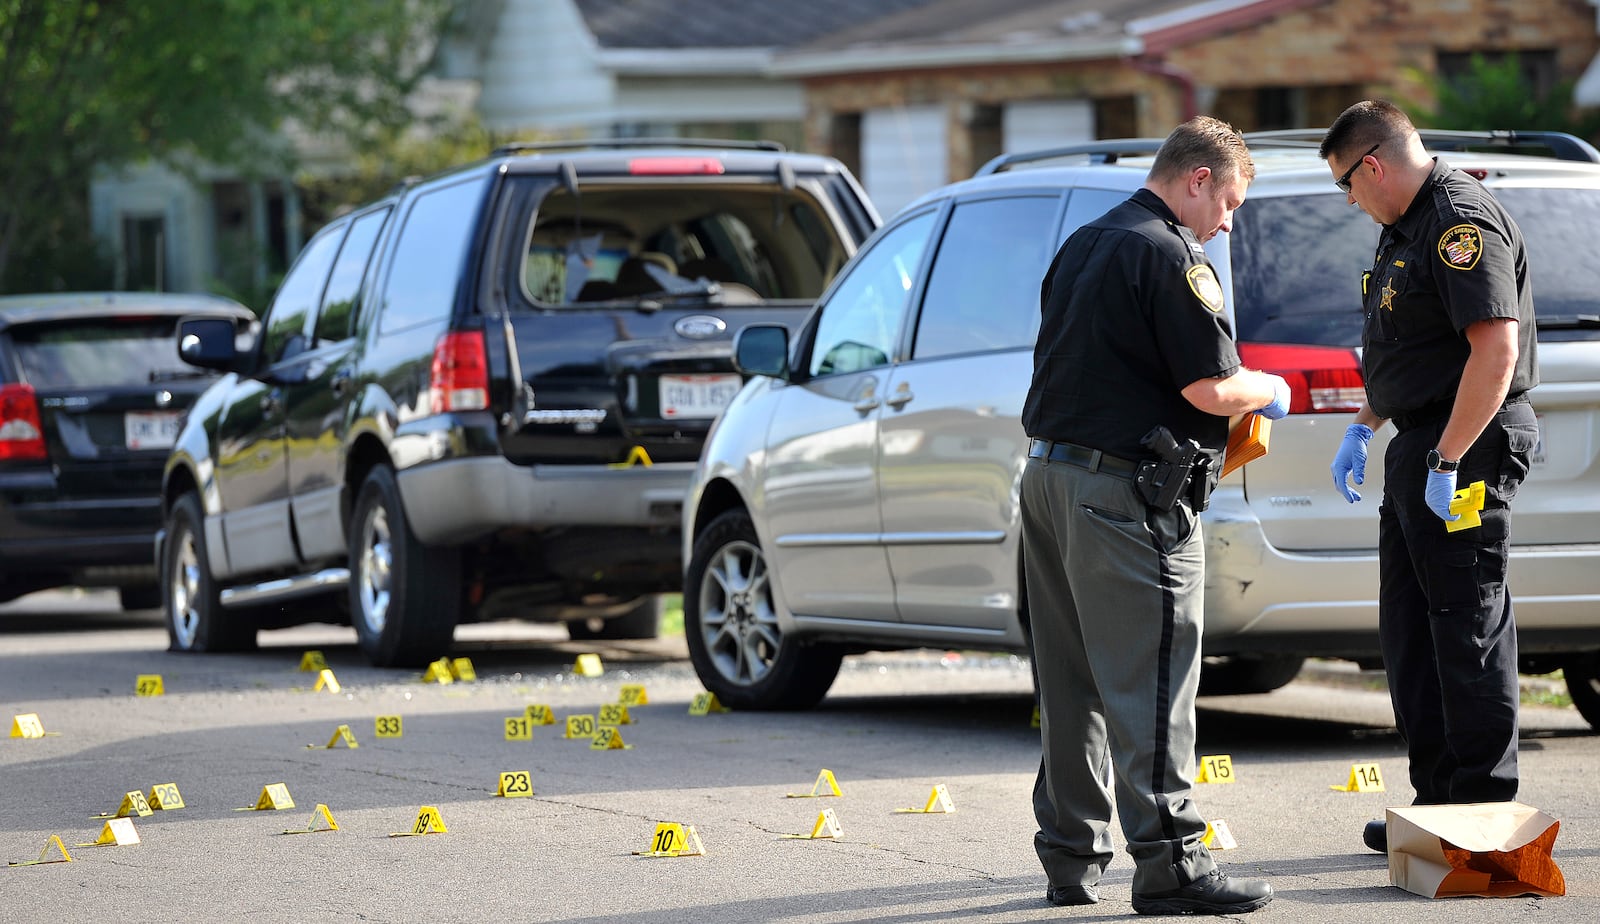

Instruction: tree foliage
[1412,53,1600,138]
[0,0,453,292]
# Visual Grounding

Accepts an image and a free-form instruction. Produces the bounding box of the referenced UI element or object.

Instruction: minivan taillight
[0,383,47,460]
[429,332,489,413]
[1238,342,1365,414]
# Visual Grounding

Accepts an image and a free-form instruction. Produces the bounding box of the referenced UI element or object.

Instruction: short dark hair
[1319,100,1416,162]
[1148,116,1255,185]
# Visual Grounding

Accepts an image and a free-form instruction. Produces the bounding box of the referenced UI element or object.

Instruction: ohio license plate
[126,410,182,450]
[660,374,742,419]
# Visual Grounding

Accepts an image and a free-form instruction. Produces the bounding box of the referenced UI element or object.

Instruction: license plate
[126,410,182,451]
[660,374,742,419]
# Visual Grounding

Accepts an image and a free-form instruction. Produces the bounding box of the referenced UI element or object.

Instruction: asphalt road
[2,590,1597,923]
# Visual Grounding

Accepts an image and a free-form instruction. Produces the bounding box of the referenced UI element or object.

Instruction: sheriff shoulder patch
[1437,223,1483,271]
[1186,264,1224,313]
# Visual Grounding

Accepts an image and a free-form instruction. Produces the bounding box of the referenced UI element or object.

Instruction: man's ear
[1190,166,1212,196]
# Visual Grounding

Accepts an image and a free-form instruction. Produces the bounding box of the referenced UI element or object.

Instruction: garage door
[1003,99,1094,158]
[862,104,947,219]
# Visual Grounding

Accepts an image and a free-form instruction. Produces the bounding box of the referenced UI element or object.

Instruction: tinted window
[807,211,936,377]
[1495,187,1600,341]
[11,318,195,388]
[382,177,487,332]
[315,208,389,344]
[1058,188,1128,245]
[262,226,346,363]
[913,196,1058,359]
[1230,192,1377,345]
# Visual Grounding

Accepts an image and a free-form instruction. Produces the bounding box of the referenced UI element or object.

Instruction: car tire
[163,492,257,653]
[119,584,162,612]
[566,595,663,641]
[683,509,842,710]
[348,465,461,668]
[1198,654,1306,696]
[1564,653,1600,730]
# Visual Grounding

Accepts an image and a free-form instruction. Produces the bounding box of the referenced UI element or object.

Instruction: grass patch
[661,594,684,637]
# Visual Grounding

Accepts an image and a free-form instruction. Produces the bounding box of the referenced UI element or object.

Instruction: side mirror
[177,316,240,370]
[733,324,790,380]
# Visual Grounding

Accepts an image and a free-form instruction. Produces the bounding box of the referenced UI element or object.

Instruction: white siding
[862,105,947,219]
[1003,99,1094,157]
[613,76,804,124]
[477,0,613,131]
[90,162,212,293]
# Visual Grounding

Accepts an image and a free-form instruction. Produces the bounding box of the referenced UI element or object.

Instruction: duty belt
[1026,439,1140,478]
[1391,393,1528,433]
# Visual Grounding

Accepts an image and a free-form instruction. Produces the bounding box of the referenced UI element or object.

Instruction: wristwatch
[1425,449,1460,473]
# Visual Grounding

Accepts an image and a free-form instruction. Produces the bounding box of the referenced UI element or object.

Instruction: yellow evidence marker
[525,704,555,725]
[312,669,341,693]
[1330,762,1386,793]
[134,674,164,696]
[563,714,597,739]
[449,657,477,681]
[147,783,185,810]
[281,803,339,835]
[312,724,359,749]
[8,835,73,866]
[688,692,730,715]
[591,726,631,750]
[9,713,49,738]
[298,650,328,671]
[781,808,843,840]
[786,769,842,798]
[894,784,955,814]
[598,703,633,726]
[496,770,533,798]
[390,806,447,837]
[422,658,454,684]
[375,715,403,738]
[632,822,706,858]
[78,818,140,848]
[1203,819,1238,850]
[504,715,533,741]
[619,684,649,706]
[1446,479,1488,533]
[574,653,604,677]
[237,783,295,811]
[96,790,152,819]
[1196,754,1236,784]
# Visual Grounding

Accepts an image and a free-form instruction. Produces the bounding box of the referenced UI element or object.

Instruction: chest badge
[1185,264,1225,313]
[1438,223,1483,270]
[1380,278,1397,311]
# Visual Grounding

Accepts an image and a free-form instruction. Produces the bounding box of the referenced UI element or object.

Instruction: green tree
[0,0,453,292]
[1412,53,1600,137]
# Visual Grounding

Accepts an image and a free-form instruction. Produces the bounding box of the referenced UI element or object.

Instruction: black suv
[0,293,253,609]
[161,139,879,665]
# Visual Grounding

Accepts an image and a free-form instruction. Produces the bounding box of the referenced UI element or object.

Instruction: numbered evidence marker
[7,835,73,866]
[375,715,404,738]
[95,790,153,819]
[597,703,633,726]
[780,808,843,840]
[496,770,533,798]
[390,806,447,837]
[590,726,631,750]
[688,692,730,716]
[281,803,339,835]
[77,817,140,848]
[574,653,604,677]
[1330,762,1386,793]
[1203,819,1239,850]
[632,822,706,858]
[311,724,359,749]
[312,669,341,694]
[894,783,955,814]
[236,783,295,811]
[524,704,555,726]
[9,713,49,738]
[147,783,185,810]
[134,674,164,696]
[786,769,842,799]
[449,657,477,682]
[298,650,328,672]
[1196,754,1236,784]
[563,714,597,740]
[422,658,454,684]
[618,684,649,706]
[504,715,533,741]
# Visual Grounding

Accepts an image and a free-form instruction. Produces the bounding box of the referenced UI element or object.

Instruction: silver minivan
[681,131,1600,724]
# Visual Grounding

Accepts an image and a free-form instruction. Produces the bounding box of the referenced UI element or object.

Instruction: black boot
[1132,868,1273,916]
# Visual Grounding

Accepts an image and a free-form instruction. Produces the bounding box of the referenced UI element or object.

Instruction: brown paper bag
[1387,802,1565,898]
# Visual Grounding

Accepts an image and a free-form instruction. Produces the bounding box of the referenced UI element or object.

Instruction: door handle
[330,372,353,397]
[853,396,881,413]
[259,394,281,416]
[885,385,915,409]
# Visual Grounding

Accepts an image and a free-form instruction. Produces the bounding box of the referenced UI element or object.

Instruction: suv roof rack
[1245,128,1600,163]
[976,139,1169,176]
[491,137,787,157]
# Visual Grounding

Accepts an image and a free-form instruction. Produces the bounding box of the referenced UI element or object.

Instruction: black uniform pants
[1378,399,1537,804]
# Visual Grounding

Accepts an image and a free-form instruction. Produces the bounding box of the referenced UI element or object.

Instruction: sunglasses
[1335,143,1381,193]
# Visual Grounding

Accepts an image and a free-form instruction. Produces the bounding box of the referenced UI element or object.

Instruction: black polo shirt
[1361,158,1538,421]
[1023,188,1240,459]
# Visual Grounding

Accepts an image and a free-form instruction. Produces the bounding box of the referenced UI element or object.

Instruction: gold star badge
[1380,278,1397,311]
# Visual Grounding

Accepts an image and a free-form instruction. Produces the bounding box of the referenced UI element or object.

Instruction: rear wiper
[150,369,214,383]
[1535,314,1600,330]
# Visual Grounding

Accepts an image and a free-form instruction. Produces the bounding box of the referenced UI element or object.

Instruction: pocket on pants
[1425,543,1486,610]
[1145,503,1197,555]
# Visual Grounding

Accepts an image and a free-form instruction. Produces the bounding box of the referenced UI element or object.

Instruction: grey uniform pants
[1020,455,1215,894]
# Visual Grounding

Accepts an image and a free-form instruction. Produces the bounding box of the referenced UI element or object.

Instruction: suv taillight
[1238,342,1365,414]
[429,332,489,413]
[0,383,47,460]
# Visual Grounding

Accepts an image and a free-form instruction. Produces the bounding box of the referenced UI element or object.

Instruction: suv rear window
[520,185,847,305]
[11,318,191,388]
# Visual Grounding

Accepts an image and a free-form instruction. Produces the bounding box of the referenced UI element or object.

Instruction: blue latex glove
[1330,423,1373,503]
[1426,468,1460,522]
[1256,374,1292,420]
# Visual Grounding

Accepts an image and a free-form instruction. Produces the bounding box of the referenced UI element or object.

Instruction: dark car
[0,292,255,609]
[161,139,879,665]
